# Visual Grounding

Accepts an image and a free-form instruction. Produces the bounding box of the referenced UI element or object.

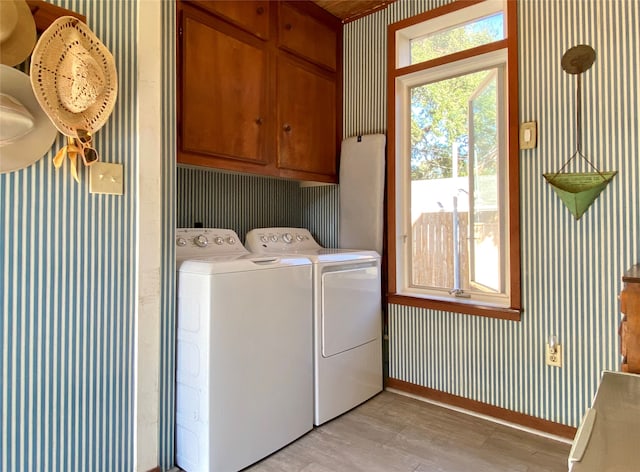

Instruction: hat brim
[0,0,37,67]
[0,65,58,173]
[30,16,118,136]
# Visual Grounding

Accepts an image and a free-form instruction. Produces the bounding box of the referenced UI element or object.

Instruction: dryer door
[321,261,381,357]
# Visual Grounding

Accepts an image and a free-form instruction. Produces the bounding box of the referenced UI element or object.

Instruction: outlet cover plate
[546,343,562,367]
[90,162,123,195]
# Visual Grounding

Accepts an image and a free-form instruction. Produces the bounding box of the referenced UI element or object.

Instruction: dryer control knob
[295,234,304,241]
[214,236,224,245]
[282,233,293,243]
[260,235,269,243]
[176,237,187,247]
[269,234,278,242]
[194,235,208,247]
[227,236,236,245]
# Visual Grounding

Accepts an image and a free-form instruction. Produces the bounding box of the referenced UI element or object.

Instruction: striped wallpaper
[175,168,342,247]
[159,0,177,469]
[0,1,137,471]
[344,0,639,428]
[176,167,302,241]
[2,0,632,470]
[301,185,340,248]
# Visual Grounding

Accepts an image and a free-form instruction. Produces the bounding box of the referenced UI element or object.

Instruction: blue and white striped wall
[345,0,639,428]
[3,1,635,471]
[301,185,340,248]
[0,1,138,471]
[176,167,302,241]
[159,0,177,469]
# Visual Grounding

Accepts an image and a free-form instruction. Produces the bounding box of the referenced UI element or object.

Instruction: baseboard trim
[385,377,577,440]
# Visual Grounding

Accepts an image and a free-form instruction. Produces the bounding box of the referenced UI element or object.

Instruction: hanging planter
[543,168,617,220]
[543,44,616,220]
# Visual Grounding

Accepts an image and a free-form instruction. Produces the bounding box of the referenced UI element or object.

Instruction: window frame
[386,0,521,321]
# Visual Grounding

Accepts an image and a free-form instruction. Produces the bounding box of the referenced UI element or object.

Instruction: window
[388,0,521,320]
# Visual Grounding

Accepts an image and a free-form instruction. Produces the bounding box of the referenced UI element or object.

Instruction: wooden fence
[411,211,470,289]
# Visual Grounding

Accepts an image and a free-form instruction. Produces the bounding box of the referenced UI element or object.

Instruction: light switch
[520,121,537,149]
[90,162,124,195]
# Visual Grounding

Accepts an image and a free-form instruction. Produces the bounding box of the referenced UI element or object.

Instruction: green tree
[410,18,502,181]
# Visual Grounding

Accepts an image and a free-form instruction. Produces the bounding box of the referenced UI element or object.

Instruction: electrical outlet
[546,343,562,367]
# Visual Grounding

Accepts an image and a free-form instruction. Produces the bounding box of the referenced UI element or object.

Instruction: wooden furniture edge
[623,264,640,283]
[386,377,577,440]
[27,0,86,31]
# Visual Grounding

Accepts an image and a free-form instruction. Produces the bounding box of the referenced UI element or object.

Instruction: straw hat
[30,16,118,137]
[0,65,58,173]
[0,0,36,66]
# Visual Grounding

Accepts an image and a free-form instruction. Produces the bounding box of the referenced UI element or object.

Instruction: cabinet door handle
[256,6,264,15]
[255,117,264,125]
[283,124,292,132]
[284,23,292,31]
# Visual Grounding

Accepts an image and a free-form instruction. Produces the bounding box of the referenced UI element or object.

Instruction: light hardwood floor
[246,391,571,472]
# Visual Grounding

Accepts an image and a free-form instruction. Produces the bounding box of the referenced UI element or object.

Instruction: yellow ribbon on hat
[52,136,81,182]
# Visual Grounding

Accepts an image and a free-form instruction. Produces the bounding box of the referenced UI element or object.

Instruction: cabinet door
[185,0,270,40]
[277,56,337,177]
[180,8,269,165]
[278,2,337,70]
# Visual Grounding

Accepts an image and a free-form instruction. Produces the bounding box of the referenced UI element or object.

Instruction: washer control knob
[194,235,208,247]
[227,236,236,245]
[214,236,224,245]
[260,235,269,243]
[282,233,293,244]
[295,234,304,242]
[176,237,187,247]
[270,234,278,242]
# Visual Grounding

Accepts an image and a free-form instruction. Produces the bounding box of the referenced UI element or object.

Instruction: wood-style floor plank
[246,391,571,472]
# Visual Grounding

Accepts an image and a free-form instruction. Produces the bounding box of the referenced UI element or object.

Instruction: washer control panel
[245,227,322,252]
[176,228,248,260]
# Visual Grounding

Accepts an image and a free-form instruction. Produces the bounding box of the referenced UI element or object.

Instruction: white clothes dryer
[245,227,382,426]
[175,228,313,472]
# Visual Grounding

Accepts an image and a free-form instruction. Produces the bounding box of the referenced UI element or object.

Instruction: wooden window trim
[386,0,521,321]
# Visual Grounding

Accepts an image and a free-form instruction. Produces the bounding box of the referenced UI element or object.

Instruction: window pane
[410,13,504,64]
[409,67,502,295]
[469,70,502,293]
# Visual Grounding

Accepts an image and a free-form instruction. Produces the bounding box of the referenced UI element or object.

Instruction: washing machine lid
[179,254,311,275]
[287,248,379,264]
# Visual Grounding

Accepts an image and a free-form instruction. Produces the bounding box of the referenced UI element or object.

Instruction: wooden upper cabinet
[177,0,342,182]
[184,0,270,39]
[278,2,337,71]
[277,56,336,177]
[180,7,269,165]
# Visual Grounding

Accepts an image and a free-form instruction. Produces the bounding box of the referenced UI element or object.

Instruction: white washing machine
[245,227,382,426]
[175,228,313,472]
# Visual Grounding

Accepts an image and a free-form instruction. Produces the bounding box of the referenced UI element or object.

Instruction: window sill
[387,293,522,321]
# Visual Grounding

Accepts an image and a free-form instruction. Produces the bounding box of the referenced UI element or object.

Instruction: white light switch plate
[520,121,537,149]
[90,162,124,195]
